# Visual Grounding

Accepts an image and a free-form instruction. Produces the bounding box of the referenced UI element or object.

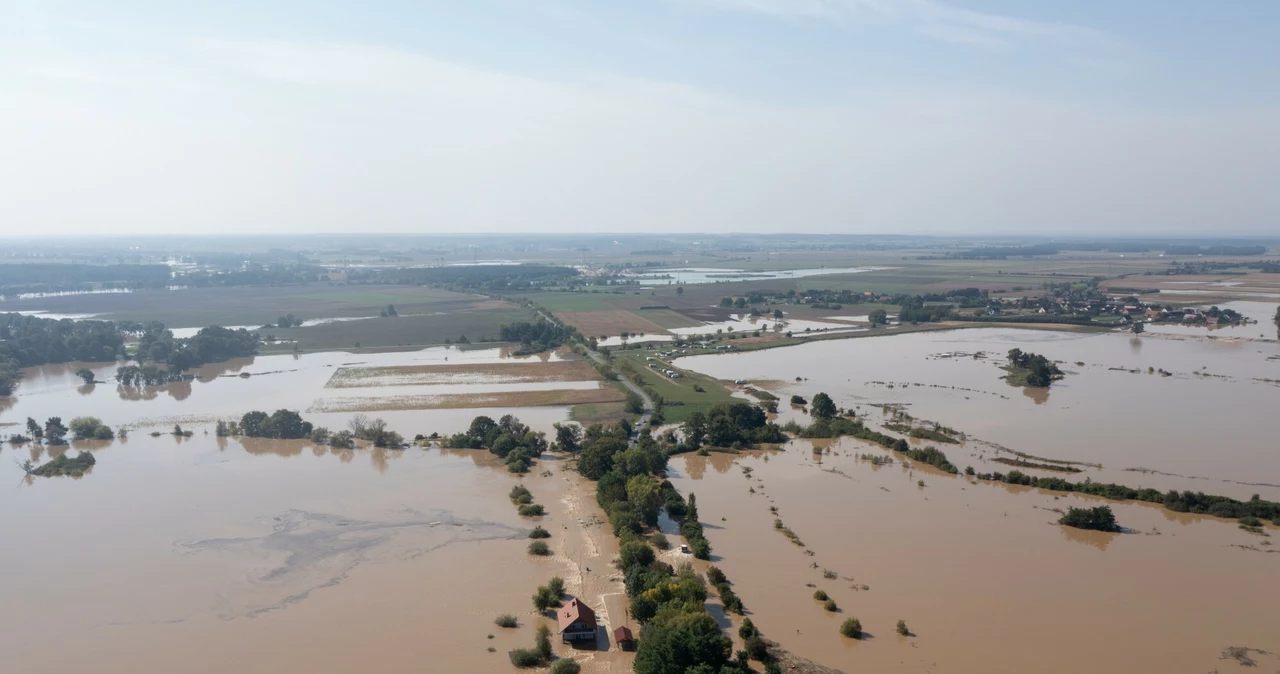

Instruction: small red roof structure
[613,626,634,643]
[557,598,597,633]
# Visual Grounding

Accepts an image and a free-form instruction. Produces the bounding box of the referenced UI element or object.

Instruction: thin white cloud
[686,0,1112,50]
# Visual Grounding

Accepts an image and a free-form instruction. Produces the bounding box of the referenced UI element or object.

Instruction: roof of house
[614,626,634,642]
[557,598,597,633]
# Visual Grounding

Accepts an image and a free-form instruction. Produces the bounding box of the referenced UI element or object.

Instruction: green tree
[810,392,837,420]
[26,417,43,441]
[868,309,888,326]
[75,368,95,384]
[682,412,707,450]
[633,611,732,674]
[44,417,68,443]
[578,437,625,480]
[626,474,663,526]
[535,624,552,661]
[553,422,582,453]
[618,540,655,571]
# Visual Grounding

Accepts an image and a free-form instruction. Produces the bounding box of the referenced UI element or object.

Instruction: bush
[738,617,758,640]
[495,614,518,628]
[510,485,532,503]
[549,660,581,674]
[707,566,727,587]
[897,619,909,636]
[824,599,838,612]
[744,635,769,661]
[840,617,862,638]
[509,649,542,668]
[1239,515,1262,527]
[528,541,551,556]
[519,504,546,517]
[548,576,566,597]
[529,525,551,539]
[650,532,669,549]
[813,590,828,601]
[533,585,560,611]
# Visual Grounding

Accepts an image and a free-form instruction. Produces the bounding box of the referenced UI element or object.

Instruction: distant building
[557,598,597,643]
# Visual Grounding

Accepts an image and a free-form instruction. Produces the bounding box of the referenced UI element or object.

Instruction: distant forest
[0,262,577,295]
[0,314,258,396]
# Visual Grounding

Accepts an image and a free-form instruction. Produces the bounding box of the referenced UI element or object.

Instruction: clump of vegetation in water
[547,576,565,597]
[897,619,910,636]
[789,394,807,406]
[69,416,114,440]
[1003,348,1064,388]
[532,583,562,611]
[444,414,547,470]
[650,532,668,549]
[812,590,828,601]
[519,504,545,517]
[840,618,863,639]
[976,471,1280,523]
[1058,505,1120,532]
[823,599,839,612]
[29,452,97,477]
[774,518,805,547]
[548,660,581,674]
[528,525,551,539]
[527,540,551,556]
[705,565,743,615]
[679,403,785,450]
[510,485,533,504]
[495,614,518,628]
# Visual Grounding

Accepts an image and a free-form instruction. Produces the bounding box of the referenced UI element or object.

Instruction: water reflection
[77,383,95,396]
[1059,524,1114,551]
[1021,386,1050,405]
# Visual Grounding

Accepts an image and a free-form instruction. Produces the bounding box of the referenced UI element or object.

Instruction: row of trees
[498,319,577,354]
[0,313,128,395]
[680,403,786,451]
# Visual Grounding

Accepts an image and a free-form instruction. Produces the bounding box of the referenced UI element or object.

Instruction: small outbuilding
[613,626,636,650]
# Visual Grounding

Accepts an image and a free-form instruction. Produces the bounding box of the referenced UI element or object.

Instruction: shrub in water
[824,599,838,612]
[528,525,551,539]
[840,617,862,638]
[495,614,518,628]
[813,590,828,601]
[528,541,551,556]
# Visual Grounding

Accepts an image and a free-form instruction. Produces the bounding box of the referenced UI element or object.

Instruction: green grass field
[613,352,738,423]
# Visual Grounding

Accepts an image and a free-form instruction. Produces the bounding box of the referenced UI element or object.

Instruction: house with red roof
[557,597,597,643]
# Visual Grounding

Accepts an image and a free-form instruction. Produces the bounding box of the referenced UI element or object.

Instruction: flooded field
[680,326,1280,499]
[0,345,599,432]
[667,442,1280,674]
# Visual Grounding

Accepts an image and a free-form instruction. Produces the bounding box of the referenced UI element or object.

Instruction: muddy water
[680,327,1280,500]
[0,425,630,673]
[668,444,1279,674]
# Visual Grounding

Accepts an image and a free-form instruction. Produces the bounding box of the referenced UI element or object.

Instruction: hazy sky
[2,0,1278,236]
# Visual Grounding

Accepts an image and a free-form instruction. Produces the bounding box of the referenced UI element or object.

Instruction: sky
[1,0,1278,237]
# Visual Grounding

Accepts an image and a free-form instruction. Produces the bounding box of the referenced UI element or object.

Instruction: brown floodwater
[668,442,1280,674]
[0,345,642,674]
[0,428,632,674]
[680,326,1280,500]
